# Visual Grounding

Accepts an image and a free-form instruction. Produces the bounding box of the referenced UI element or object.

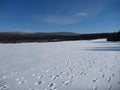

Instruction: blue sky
[0,0,120,33]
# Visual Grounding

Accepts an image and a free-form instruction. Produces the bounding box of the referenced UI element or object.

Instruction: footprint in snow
[16,77,27,84]
[80,71,87,76]
[80,72,84,75]
[112,74,115,77]
[66,72,69,75]
[83,72,88,75]
[48,83,57,90]
[89,65,92,68]
[62,80,73,86]
[118,82,120,84]
[92,77,98,82]
[93,61,95,64]
[50,74,60,80]
[50,71,63,80]
[11,72,18,75]
[35,81,42,85]
[8,72,18,77]
[50,75,56,80]
[101,73,104,78]
[37,75,43,79]
[16,78,20,81]
[69,67,73,71]
[32,73,37,77]
[59,72,63,75]
[18,80,27,84]
[99,69,103,72]
[62,81,69,86]
[0,84,10,90]
[54,67,57,69]
[107,76,111,83]
[68,75,74,79]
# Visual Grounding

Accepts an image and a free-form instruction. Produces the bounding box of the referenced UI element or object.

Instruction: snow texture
[0,39,120,90]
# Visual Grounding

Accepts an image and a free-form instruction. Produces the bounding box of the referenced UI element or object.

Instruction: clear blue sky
[0,0,120,33]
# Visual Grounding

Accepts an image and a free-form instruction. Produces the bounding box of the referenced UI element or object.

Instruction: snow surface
[0,39,120,90]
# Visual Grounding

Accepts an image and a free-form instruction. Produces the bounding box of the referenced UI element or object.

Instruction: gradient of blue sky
[0,0,120,33]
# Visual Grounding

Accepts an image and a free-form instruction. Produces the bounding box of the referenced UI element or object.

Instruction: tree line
[0,31,119,43]
[107,31,120,41]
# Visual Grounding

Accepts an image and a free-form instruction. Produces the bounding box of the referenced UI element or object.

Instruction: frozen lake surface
[0,39,120,90]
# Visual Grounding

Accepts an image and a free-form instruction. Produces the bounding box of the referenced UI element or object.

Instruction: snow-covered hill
[0,39,120,90]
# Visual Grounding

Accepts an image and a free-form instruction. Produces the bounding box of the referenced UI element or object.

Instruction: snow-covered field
[0,39,120,90]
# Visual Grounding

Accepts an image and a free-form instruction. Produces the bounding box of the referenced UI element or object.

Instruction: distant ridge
[0,32,79,36]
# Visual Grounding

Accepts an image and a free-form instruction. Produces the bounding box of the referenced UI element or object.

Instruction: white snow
[0,39,120,90]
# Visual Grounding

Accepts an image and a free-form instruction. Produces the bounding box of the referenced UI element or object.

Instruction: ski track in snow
[0,39,120,90]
